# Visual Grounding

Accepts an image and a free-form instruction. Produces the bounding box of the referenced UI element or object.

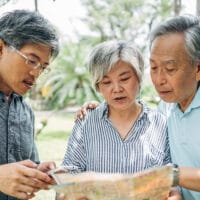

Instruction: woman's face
[98,60,140,111]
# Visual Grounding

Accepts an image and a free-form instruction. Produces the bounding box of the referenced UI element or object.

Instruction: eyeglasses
[9,46,50,74]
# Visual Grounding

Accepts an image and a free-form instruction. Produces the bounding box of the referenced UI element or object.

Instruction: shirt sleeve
[61,118,86,172]
[30,109,40,163]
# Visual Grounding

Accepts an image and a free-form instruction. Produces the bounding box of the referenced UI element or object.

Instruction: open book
[49,165,173,200]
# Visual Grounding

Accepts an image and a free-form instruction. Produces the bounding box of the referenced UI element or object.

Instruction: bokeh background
[0,0,198,199]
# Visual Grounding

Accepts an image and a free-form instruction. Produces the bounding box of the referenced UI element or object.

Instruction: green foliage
[36,0,174,110]
[141,83,160,108]
[39,42,102,109]
[80,0,174,49]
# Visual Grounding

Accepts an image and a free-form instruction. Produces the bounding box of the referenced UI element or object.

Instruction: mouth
[23,79,35,89]
[113,96,126,101]
[158,90,172,98]
[159,90,171,95]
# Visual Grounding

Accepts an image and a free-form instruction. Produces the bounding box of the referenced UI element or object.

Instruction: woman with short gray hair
[62,40,170,177]
[89,40,144,93]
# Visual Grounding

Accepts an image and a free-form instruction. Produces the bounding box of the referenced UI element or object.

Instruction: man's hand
[37,161,56,173]
[0,160,53,199]
[74,101,100,122]
[37,161,56,185]
[167,187,182,200]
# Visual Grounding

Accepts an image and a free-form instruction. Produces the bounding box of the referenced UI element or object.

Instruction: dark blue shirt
[0,92,39,200]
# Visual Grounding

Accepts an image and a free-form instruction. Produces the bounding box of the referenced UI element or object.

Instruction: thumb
[18,159,38,168]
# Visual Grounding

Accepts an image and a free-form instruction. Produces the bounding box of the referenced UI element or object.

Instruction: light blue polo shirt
[158,87,200,200]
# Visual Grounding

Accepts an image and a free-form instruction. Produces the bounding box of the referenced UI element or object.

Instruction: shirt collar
[0,91,23,101]
[99,100,149,120]
[172,87,200,114]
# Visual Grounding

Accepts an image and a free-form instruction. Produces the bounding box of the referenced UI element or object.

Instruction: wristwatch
[172,164,179,187]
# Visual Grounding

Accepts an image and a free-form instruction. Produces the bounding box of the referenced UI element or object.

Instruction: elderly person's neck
[108,101,142,140]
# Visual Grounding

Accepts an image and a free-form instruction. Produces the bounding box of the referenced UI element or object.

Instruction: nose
[151,69,167,86]
[29,67,42,78]
[112,82,123,93]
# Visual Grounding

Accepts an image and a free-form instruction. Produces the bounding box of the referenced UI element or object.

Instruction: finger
[80,104,88,116]
[74,109,86,121]
[49,162,56,170]
[22,167,51,184]
[17,182,40,194]
[38,162,56,172]
[57,192,67,200]
[48,178,57,185]
[22,176,49,190]
[11,191,35,200]
[26,192,36,200]
[89,101,100,108]
[15,174,48,191]
[74,111,82,122]
[81,108,87,116]
[19,160,38,168]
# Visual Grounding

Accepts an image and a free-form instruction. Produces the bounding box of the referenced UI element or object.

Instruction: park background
[0,0,198,199]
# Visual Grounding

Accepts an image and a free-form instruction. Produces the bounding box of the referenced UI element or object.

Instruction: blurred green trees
[38,42,102,109]
[34,0,175,109]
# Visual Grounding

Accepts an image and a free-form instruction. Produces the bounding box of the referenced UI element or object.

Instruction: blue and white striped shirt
[62,101,170,173]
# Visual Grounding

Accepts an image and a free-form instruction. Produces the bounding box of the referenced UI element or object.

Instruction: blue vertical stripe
[62,101,170,174]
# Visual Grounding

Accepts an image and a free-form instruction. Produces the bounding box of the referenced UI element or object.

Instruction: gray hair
[88,40,144,91]
[150,15,200,62]
[0,9,59,59]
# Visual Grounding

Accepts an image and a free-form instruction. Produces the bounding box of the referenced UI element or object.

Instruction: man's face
[0,41,51,96]
[150,33,200,111]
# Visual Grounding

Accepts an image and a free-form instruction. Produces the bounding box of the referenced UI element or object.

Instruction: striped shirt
[62,101,170,174]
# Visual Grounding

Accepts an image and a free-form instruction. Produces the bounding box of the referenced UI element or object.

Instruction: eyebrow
[103,70,132,79]
[119,71,132,76]
[163,60,176,65]
[29,53,49,66]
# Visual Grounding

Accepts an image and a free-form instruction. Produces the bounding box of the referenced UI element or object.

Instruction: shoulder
[75,102,106,126]
[141,101,166,121]
[157,100,174,117]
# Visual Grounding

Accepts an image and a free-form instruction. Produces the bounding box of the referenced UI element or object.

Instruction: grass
[32,111,75,200]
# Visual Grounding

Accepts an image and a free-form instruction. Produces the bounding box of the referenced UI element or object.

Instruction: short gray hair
[88,40,144,91]
[0,9,59,59]
[150,15,200,62]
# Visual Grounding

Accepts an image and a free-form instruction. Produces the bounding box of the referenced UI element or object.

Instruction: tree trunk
[34,0,38,12]
[174,0,182,16]
[197,0,200,16]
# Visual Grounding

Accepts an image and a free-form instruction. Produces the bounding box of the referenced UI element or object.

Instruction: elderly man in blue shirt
[149,15,200,200]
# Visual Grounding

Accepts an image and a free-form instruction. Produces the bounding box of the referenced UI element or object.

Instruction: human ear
[195,61,200,81]
[0,39,5,57]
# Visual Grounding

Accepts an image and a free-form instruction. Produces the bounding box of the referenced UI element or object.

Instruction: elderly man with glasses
[0,9,59,200]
